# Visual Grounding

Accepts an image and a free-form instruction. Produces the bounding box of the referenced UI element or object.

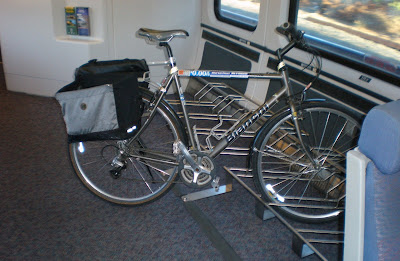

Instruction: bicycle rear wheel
[70,88,186,205]
[252,102,361,222]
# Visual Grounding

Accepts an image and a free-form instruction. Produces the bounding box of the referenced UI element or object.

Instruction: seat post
[159,42,175,67]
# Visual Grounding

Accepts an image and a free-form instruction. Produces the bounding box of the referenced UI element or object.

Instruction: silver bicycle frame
[129,43,314,164]
[175,69,289,158]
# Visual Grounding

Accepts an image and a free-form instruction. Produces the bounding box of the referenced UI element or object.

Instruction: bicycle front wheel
[70,88,186,205]
[252,102,361,222]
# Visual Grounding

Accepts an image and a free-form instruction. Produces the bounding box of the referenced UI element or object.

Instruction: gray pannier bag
[56,83,118,136]
[55,59,149,143]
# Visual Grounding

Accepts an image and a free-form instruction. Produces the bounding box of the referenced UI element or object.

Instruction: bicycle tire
[70,87,186,205]
[252,101,361,223]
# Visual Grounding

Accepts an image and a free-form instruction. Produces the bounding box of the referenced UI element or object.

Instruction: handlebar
[276,22,304,42]
[275,22,305,60]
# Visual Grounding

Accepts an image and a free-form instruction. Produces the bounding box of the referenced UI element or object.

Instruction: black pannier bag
[56,59,149,143]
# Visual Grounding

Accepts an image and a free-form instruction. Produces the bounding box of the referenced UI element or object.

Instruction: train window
[291,0,400,82]
[215,0,261,31]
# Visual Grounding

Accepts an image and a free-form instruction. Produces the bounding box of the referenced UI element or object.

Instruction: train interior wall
[0,0,398,114]
[194,1,399,116]
[1,1,399,260]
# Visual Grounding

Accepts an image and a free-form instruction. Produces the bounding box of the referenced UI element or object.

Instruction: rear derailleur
[109,152,127,179]
[108,140,130,179]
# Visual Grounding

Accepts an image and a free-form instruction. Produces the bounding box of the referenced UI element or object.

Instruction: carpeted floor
[0,64,342,260]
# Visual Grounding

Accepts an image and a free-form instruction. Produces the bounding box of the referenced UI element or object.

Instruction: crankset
[174,141,216,188]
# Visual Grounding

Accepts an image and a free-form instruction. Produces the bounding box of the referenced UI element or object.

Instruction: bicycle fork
[280,61,318,169]
[288,100,318,169]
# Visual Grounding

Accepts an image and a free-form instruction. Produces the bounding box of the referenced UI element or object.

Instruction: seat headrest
[358,100,400,174]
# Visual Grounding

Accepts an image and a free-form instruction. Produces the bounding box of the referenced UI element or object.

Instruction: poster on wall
[76,7,90,36]
[65,7,77,35]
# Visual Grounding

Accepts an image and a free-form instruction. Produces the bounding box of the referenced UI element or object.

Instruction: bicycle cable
[286,38,322,102]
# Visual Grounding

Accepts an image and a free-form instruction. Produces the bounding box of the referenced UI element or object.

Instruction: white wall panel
[0,0,112,96]
[199,0,291,104]
[0,0,201,96]
[112,0,201,85]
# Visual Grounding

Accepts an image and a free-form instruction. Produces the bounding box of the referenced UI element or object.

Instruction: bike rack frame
[166,81,344,260]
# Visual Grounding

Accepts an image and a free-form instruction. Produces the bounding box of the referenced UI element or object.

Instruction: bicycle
[69,23,361,223]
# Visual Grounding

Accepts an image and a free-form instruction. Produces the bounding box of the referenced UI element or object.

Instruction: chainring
[178,151,215,188]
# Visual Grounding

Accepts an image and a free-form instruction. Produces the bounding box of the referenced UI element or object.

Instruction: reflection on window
[297,0,400,76]
[217,0,261,30]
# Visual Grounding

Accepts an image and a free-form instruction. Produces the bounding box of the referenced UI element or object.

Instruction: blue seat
[344,100,400,261]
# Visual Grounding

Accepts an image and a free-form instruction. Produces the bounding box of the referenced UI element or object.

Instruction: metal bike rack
[166,81,343,260]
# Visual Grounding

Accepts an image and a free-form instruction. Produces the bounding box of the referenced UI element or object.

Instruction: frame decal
[178,70,250,79]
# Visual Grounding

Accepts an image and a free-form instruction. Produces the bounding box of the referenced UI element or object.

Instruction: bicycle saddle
[137,28,189,42]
